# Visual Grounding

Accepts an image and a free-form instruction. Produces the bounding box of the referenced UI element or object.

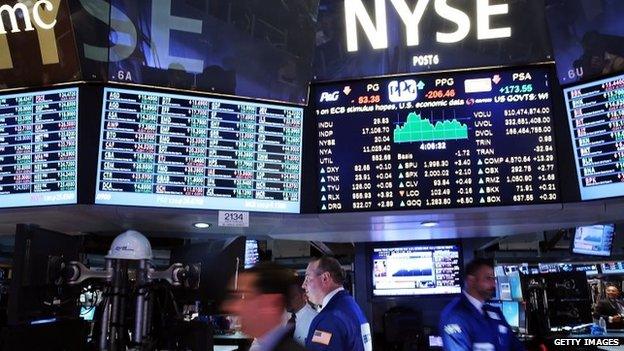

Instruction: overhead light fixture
[193,222,211,229]
[421,221,439,227]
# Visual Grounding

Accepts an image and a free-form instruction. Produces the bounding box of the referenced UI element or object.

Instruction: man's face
[287,284,307,312]
[468,265,496,301]
[303,261,324,305]
[606,286,621,300]
[222,273,270,338]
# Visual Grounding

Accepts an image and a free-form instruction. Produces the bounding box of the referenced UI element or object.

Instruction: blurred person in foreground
[440,258,525,351]
[223,262,307,351]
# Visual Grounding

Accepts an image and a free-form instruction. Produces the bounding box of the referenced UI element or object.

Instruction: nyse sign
[314,0,550,81]
[346,0,511,52]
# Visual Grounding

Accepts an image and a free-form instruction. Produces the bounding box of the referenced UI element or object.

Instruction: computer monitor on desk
[502,301,521,330]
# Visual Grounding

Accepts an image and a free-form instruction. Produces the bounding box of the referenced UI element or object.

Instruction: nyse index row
[0,88,78,208]
[95,88,303,213]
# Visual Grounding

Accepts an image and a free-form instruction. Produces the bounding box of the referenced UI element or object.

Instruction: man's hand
[612,315,622,323]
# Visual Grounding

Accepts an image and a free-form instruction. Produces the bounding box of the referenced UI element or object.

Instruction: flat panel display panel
[573,264,600,276]
[564,73,624,200]
[0,88,79,208]
[601,261,624,275]
[315,66,560,212]
[502,301,520,329]
[572,224,615,256]
[537,262,600,275]
[244,239,259,269]
[538,263,559,274]
[95,88,303,213]
[372,244,461,297]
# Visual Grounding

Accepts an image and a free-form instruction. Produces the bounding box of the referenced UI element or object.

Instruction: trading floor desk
[214,331,253,350]
[214,346,239,351]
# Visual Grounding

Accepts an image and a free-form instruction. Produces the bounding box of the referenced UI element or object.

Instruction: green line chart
[394,112,469,143]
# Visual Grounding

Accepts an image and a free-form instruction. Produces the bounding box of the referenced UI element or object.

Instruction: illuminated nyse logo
[320,91,340,102]
[388,80,417,102]
[0,1,57,34]
[345,0,512,52]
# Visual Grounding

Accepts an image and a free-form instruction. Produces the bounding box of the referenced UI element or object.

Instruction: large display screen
[372,244,461,297]
[0,88,79,208]
[95,88,303,213]
[572,224,615,257]
[564,73,624,200]
[315,66,560,212]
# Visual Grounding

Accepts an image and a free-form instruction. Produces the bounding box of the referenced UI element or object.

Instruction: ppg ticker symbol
[388,80,417,102]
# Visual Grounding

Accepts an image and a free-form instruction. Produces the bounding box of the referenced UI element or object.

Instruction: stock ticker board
[315,66,560,212]
[564,73,624,200]
[95,88,303,213]
[0,88,79,208]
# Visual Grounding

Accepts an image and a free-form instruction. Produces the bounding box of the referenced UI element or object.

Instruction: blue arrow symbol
[417,81,425,90]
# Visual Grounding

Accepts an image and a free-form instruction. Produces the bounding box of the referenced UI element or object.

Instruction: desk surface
[214,331,252,340]
[214,346,238,351]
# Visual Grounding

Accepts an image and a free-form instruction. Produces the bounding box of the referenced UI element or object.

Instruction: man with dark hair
[287,275,318,345]
[594,284,624,329]
[439,258,525,351]
[302,256,372,351]
[223,262,307,351]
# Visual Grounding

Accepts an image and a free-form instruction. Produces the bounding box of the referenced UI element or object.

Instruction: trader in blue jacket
[303,256,372,351]
[440,258,525,351]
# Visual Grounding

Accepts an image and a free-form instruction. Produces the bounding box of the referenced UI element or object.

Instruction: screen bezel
[93,83,305,213]
[570,223,615,257]
[366,239,463,300]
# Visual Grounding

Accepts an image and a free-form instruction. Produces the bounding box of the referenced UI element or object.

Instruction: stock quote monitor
[315,66,559,212]
[564,73,624,200]
[571,224,615,256]
[601,261,624,275]
[95,87,303,213]
[244,239,260,269]
[0,88,79,208]
[371,244,461,297]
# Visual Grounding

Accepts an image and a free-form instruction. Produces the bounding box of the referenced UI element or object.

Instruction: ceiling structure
[0,199,621,243]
